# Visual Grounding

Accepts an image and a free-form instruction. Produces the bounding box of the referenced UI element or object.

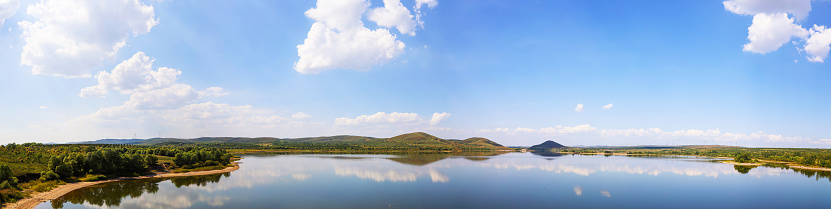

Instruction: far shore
[557,151,831,172]
[3,162,241,209]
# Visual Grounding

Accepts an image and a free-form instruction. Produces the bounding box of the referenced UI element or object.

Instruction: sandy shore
[3,162,240,209]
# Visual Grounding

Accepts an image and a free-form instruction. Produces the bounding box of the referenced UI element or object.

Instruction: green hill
[96,132,508,151]
[529,140,566,150]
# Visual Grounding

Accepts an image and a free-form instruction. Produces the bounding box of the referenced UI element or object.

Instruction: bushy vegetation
[172,148,233,169]
[0,143,236,205]
[570,146,831,169]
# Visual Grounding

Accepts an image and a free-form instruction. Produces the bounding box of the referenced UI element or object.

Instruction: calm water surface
[36,153,831,209]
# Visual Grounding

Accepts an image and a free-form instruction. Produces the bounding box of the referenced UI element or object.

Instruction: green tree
[0,165,18,188]
[734,153,752,163]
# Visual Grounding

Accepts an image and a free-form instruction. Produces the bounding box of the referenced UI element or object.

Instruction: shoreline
[3,162,241,209]
[559,152,831,172]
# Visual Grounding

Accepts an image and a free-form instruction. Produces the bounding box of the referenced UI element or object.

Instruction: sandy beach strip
[3,162,240,209]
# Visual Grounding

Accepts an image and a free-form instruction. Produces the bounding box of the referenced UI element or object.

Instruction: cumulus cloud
[124,84,199,110]
[18,0,157,77]
[724,0,831,62]
[335,112,420,126]
[368,0,416,35]
[742,13,807,54]
[80,52,178,97]
[574,104,584,112]
[723,0,811,20]
[291,112,311,120]
[0,0,19,27]
[295,0,436,74]
[71,52,309,138]
[429,112,450,126]
[805,25,831,62]
[602,103,613,110]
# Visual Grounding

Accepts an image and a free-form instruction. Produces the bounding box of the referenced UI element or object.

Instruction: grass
[19,179,65,192]
[171,164,231,173]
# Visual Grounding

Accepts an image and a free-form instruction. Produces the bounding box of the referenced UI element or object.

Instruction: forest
[0,143,235,204]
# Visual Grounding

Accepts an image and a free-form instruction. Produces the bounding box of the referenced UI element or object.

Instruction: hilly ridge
[76,132,508,151]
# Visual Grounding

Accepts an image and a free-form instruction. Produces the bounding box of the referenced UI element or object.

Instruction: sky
[0,0,830,147]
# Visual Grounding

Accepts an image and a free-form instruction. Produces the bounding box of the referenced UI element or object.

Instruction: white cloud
[303,0,367,32]
[723,0,811,20]
[368,0,416,36]
[602,103,613,110]
[723,0,831,62]
[415,0,438,9]
[742,13,807,54]
[125,83,199,110]
[335,112,421,126]
[574,103,584,112]
[295,0,436,74]
[199,87,229,97]
[39,106,47,109]
[429,112,450,126]
[80,52,179,97]
[804,25,831,62]
[295,22,404,74]
[18,0,157,77]
[291,112,311,120]
[413,0,437,30]
[0,0,19,27]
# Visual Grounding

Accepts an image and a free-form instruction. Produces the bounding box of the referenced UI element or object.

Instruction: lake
[36,153,831,208]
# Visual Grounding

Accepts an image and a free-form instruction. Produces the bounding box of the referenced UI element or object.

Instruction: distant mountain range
[72,132,509,150]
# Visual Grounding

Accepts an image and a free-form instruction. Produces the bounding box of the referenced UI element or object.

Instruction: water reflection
[529,150,563,157]
[40,153,831,209]
[50,174,231,209]
[733,165,757,174]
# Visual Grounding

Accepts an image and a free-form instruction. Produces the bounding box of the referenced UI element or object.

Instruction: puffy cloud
[335,112,420,126]
[804,25,831,62]
[303,0,367,32]
[291,112,311,120]
[742,13,807,54]
[368,0,416,35]
[0,0,19,27]
[723,0,831,62]
[602,103,613,110]
[199,87,229,97]
[125,84,199,110]
[574,103,584,112]
[80,52,179,97]
[18,0,157,77]
[295,0,436,74]
[39,106,47,109]
[429,112,450,126]
[295,22,404,74]
[723,0,811,20]
[415,0,438,9]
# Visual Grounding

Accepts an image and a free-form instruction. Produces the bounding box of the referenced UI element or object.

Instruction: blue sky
[1,0,830,147]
